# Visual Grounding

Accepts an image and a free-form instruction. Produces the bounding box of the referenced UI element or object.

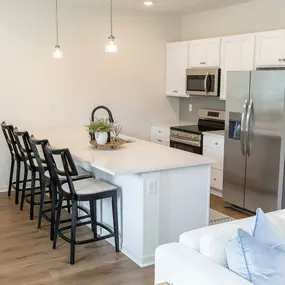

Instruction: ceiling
[74,0,257,15]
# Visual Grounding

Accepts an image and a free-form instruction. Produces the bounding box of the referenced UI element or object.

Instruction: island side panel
[159,164,211,245]
[93,169,147,267]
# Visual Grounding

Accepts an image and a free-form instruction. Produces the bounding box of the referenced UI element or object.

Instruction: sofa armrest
[155,243,251,285]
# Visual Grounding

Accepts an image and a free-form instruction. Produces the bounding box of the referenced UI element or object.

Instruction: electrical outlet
[189,104,193,112]
[147,179,157,194]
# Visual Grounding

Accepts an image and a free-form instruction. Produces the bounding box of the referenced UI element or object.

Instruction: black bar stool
[1,122,28,204]
[29,136,93,240]
[44,145,120,264]
[13,129,46,220]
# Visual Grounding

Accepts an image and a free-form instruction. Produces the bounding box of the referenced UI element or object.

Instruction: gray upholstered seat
[62,178,116,195]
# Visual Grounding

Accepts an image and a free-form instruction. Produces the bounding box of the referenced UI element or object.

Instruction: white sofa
[155,209,285,285]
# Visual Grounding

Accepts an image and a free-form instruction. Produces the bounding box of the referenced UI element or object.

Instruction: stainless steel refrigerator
[223,70,285,213]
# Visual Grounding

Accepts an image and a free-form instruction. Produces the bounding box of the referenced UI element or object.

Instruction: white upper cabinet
[220,34,255,100]
[166,41,189,97]
[189,38,221,68]
[255,30,285,67]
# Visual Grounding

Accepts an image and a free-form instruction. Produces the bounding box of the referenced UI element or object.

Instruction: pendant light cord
[110,0,113,37]
[55,0,59,45]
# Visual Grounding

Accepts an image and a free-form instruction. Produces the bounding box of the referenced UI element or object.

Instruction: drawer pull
[215,142,219,145]
[214,178,217,181]
[158,140,162,142]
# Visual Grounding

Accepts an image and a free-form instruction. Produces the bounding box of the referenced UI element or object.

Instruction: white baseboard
[211,188,222,198]
[0,186,8,193]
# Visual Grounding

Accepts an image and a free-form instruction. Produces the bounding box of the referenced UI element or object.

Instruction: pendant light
[105,0,118,53]
[53,0,63,58]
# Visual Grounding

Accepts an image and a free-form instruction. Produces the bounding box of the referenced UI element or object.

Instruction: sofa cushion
[225,229,285,285]
[181,210,285,268]
[252,208,283,246]
[180,216,254,252]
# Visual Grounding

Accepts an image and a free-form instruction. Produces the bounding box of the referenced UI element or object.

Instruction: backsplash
[179,97,226,123]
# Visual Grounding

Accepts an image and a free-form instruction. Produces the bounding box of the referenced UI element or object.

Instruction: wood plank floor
[0,193,154,285]
[0,192,249,285]
[210,194,250,219]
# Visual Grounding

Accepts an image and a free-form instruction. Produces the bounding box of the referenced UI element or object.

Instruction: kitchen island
[30,126,213,267]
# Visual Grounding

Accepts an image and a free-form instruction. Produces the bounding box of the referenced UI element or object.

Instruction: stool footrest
[57,220,115,245]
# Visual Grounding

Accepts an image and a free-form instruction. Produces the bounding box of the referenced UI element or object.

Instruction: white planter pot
[95,132,108,145]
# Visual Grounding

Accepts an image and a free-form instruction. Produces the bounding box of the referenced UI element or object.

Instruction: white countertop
[203,130,225,137]
[30,126,213,176]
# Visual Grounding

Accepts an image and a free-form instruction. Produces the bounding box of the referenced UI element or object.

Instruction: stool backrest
[44,145,78,196]
[29,136,49,176]
[13,129,35,168]
[1,122,20,159]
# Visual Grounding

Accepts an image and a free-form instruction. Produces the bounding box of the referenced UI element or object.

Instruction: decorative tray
[89,138,125,149]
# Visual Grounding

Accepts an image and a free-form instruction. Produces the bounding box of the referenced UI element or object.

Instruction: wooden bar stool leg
[70,200,77,265]
[53,194,63,250]
[112,194,120,252]
[8,158,15,197]
[37,176,46,228]
[15,160,21,205]
[50,183,56,241]
[30,171,36,220]
[20,164,28,211]
[90,200,97,238]
[67,200,71,214]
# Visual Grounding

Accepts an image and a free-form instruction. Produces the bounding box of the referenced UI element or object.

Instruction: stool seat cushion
[62,178,116,195]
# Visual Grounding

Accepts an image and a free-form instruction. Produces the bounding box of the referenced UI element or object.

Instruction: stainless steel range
[170,109,225,155]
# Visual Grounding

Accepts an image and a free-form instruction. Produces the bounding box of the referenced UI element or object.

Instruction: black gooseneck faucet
[90,106,114,141]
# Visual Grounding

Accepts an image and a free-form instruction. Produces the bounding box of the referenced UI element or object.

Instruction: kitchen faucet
[90,105,114,142]
[91,105,114,123]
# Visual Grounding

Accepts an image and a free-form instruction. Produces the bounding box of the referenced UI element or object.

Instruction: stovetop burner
[171,124,222,134]
[171,108,225,135]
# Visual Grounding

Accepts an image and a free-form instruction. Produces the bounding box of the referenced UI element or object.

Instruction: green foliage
[86,118,113,133]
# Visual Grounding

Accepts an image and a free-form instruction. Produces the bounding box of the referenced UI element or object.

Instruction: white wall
[0,0,181,187]
[182,0,285,40]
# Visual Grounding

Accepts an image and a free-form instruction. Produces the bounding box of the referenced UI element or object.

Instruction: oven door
[186,69,220,97]
[170,136,202,155]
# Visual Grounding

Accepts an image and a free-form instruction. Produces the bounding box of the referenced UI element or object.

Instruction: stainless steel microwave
[186,68,221,97]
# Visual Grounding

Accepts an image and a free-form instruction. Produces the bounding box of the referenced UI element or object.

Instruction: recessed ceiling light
[144,1,154,6]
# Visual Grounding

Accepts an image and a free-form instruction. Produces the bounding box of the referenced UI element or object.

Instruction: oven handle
[204,72,209,95]
[170,136,201,147]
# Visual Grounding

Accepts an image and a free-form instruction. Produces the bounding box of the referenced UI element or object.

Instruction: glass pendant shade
[53,45,63,58]
[105,36,118,53]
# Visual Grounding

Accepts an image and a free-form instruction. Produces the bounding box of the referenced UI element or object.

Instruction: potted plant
[86,118,113,145]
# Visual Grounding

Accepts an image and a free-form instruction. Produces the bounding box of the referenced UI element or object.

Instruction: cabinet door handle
[214,178,217,181]
[173,90,178,93]
[279,58,282,62]
[283,58,285,61]
[215,142,219,146]
[158,139,162,142]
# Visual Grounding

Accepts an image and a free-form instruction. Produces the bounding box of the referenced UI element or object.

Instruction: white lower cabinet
[211,168,223,191]
[150,125,170,146]
[203,133,225,194]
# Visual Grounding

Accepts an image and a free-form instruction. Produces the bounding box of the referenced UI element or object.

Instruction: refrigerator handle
[241,99,248,156]
[246,99,253,156]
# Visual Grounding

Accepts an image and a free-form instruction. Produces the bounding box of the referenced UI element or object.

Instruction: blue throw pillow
[226,229,285,285]
[252,208,282,246]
